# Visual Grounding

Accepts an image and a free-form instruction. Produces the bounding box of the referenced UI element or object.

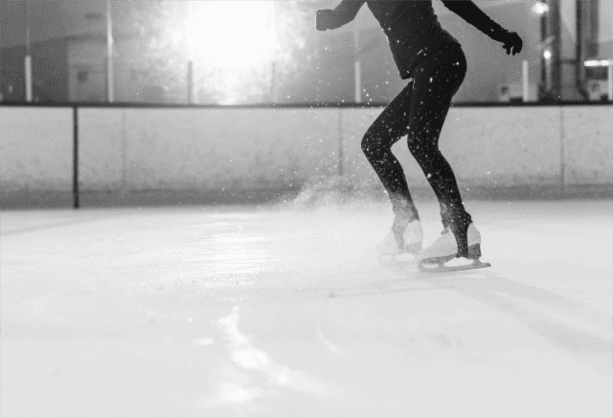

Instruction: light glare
[188,1,276,104]
[532,2,549,15]
[584,59,613,67]
[189,1,275,69]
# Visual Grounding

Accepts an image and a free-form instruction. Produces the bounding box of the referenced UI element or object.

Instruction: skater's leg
[361,82,418,224]
[406,45,473,253]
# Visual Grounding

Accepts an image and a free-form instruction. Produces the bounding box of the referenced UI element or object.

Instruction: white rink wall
[77,108,340,192]
[0,107,74,192]
[1,105,611,200]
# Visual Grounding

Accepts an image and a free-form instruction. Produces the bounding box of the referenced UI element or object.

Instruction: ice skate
[417,223,490,273]
[377,220,423,261]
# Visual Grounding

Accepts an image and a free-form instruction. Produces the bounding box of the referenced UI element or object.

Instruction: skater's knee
[361,131,385,159]
[406,137,418,155]
[407,137,430,159]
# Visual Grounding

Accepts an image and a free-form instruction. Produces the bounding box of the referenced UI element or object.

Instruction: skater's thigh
[408,48,466,147]
[365,80,414,145]
[412,46,466,102]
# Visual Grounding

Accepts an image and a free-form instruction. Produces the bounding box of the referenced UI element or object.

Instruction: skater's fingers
[503,43,521,56]
[316,9,335,31]
[515,38,523,55]
[514,44,522,55]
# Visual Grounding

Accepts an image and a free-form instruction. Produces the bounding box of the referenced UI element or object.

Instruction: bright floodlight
[187,1,277,104]
[584,59,613,67]
[532,2,549,15]
[543,49,552,60]
[188,1,275,71]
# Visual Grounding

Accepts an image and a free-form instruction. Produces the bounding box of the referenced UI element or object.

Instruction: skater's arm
[440,0,508,41]
[317,0,365,31]
[440,0,523,54]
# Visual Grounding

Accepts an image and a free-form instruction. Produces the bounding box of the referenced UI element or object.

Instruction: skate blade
[418,258,491,273]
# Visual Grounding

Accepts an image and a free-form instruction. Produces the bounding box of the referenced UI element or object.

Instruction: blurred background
[1,0,612,105]
[0,1,611,209]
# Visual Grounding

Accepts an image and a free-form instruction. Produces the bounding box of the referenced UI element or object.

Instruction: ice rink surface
[1,199,612,417]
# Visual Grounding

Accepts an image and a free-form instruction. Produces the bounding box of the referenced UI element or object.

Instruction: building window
[78,70,89,83]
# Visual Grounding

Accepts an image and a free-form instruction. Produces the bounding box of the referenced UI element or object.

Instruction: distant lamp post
[353,19,361,104]
[610,61,613,101]
[544,49,552,91]
[25,0,33,102]
[537,0,561,101]
[106,0,115,102]
[270,1,277,104]
[187,1,195,104]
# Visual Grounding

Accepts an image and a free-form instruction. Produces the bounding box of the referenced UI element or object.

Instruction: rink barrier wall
[1,102,611,208]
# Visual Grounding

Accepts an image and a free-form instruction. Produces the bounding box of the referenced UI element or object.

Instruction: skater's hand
[316,9,335,31]
[501,31,523,55]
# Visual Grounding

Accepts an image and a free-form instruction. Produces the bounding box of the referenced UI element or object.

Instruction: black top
[327,0,510,79]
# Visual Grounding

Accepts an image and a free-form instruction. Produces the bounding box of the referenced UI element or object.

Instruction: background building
[1,0,611,104]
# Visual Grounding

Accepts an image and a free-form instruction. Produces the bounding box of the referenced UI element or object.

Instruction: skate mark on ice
[415,272,612,375]
[316,320,348,355]
[378,258,419,274]
[200,306,334,408]
[508,297,611,342]
[196,338,215,346]
[1,212,134,237]
[428,333,463,348]
[323,281,434,299]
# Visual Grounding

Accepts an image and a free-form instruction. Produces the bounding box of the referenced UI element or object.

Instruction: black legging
[362,44,472,230]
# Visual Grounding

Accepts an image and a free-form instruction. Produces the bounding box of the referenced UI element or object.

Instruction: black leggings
[362,44,472,229]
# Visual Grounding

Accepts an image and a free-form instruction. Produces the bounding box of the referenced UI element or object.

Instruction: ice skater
[316,0,523,272]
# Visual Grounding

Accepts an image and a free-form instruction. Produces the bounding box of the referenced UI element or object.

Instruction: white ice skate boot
[417,223,490,272]
[376,220,423,257]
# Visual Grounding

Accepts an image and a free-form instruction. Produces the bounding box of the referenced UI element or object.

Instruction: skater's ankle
[394,212,419,225]
[446,221,471,257]
[446,215,471,231]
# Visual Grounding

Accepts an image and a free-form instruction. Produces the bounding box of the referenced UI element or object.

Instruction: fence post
[559,107,566,194]
[73,107,80,209]
[338,108,344,177]
[353,21,361,104]
[607,59,613,102]
[187,61,193,104]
